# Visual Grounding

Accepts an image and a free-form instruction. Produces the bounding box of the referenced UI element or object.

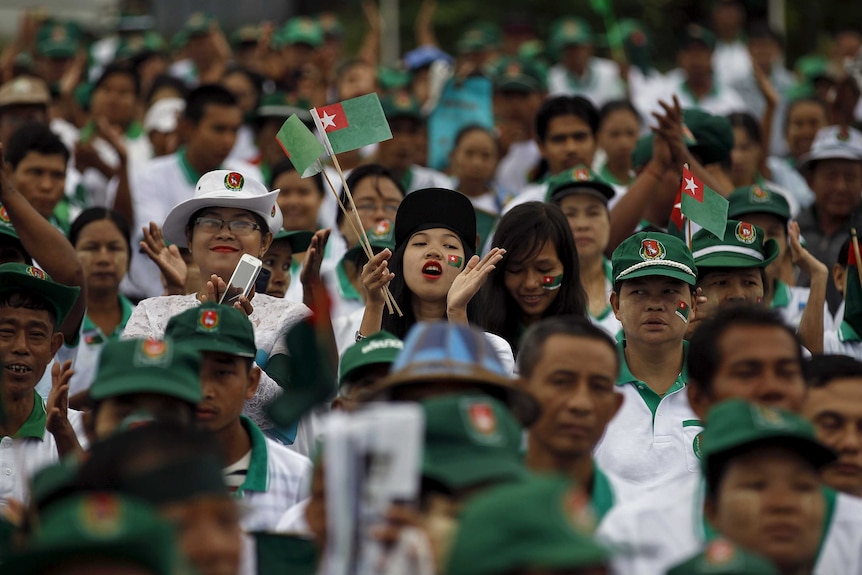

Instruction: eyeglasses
[353,202,399,216]
[194,217,262,236]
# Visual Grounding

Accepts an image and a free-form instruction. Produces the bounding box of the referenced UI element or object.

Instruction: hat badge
[705,539,736,565]
[374,219,391,236]
[750,185,769,203]
[838,126,850,142]
[752,404,788,428]
[142,339,167,358]
[26,266,46,280]
[573,167,590,181]
[630,30,647,46]
[271,204,277,218]
[0,205,9,223]
[79,494,122,536]
[199,309,219,331]
[639,239,665,261]
[468,403,497,435]
[52,24,67,41]
[735,221,756,244]
[224,172,244,191]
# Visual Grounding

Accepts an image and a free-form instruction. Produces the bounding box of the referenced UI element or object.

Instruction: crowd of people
[1,0,862,573]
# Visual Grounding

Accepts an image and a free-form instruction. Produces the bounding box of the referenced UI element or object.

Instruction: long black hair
[381,234,478,340]
[479,202,587,352]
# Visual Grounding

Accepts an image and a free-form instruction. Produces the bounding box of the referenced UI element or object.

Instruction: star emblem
[319,110,336,129]
[684,177,698,194]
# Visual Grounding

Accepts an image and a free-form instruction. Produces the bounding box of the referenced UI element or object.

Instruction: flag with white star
[679,165,728,240]
[311,93,393,155]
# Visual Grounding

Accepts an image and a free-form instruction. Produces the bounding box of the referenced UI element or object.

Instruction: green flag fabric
[276,115,325,177]
[842,234,862,338]
[680,166,728,240]
[312,93,393,155]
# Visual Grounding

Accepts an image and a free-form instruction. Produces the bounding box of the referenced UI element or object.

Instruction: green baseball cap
[89,338,203,404]
[317,13,345,39]
[446,475,609,575]
[378,67,411,91]
[339,330,402,385]
[795,55,831,84]
[668,538,779,575]
[257,91,312,122]
[344,219,395,263]
[164,302,257,358]
[457,22,502,54]
[181,12,215,38]
[253,532,317,575]
[727,185,791,224]
[36,21,80,58]
[278,17,324,48]
[0,204,29,260]
[231,24,261,47]
[273,229,314,253]
[611,231,698,285]
[381,91,422,122]
[550,17,594,54]
[692,220,780,270]
[701,399,836,476]
[115,31,166,60]
[30,459,80,513]
[545,165,616,205]
[680,23,716,50]
[421,394,528,490]
[0,263,80,328]
[3,493,180,575]
[620,19,652,71]
[492,56,547,92]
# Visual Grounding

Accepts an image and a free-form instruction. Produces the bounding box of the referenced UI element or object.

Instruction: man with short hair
[127,84,263,299]
[165,302,312,531]
[0,262,85,504]
[803,354,862,498]
[517,315,623,518]
[598,306,862,575]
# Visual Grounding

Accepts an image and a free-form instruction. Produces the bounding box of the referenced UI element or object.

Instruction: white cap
[798,125,862,171]
[143,97,185,133]
[162,170,282,247]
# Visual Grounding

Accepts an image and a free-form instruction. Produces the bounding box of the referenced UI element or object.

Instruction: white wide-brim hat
[798,125,862,172]
[162,169,283,247]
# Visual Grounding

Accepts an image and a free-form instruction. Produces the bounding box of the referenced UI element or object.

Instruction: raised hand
[140,222,188,294]
[446,248,506,323]
[361,248,395,307]
[300,229,332,288]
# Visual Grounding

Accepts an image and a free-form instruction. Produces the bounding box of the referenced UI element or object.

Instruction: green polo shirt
[3,391,47,439]
[81,294,135,345]
[591,464,615,521]
[236,415,269,496]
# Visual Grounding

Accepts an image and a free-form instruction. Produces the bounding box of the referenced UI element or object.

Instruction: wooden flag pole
[851,226,862,286]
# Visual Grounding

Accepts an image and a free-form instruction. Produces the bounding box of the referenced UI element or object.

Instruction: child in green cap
[595,231,702,500]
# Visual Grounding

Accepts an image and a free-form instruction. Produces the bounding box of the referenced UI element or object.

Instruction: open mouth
[6,364,31,375]
[422,261,443,279]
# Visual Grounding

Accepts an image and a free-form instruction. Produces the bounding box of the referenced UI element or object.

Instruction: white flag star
[684,177,699,194]
[319,110,337,129]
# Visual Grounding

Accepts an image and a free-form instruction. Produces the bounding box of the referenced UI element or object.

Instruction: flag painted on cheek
[542,274,563,290]
[447,254,463,268]
[675,301,690,323]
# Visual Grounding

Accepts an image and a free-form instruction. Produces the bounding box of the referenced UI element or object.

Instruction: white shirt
[598,472,862,575]
[548,59,626,108]
[593,344,702,502]
[276,498,311,534]
[125,151,262,300]
[713,40,753,90]
[651,73,747,118]
[494,140,541,201]
[235,417,312,532]
[0,395,87,505]
[405,165,453,194]
[500,182,547,215]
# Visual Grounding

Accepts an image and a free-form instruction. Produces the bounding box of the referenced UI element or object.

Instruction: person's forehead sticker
[198,308,219,332]
[750,185,770,203]
[735,221,756,244]
[224,172,244,191]
[26,266,46,280]
[79,494,123,537]
[134,339,172,367]
[705,539,736,565]
[639,239,665,261]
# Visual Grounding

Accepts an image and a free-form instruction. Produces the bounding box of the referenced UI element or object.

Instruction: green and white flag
[276,115,325,177]
[311,93,393,155]
[680,165,728,240]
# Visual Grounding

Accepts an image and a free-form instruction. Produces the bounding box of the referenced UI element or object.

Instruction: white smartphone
[219,254,263,305]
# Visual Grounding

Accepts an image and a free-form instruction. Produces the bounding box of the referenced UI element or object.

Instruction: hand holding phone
[219,254,263,305]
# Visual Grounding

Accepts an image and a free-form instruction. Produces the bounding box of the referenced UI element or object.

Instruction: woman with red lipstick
[124,169,313,452]
[358,187,513,371]
[479,202,587,355]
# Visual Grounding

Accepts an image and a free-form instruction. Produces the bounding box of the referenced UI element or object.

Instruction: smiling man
[593,231,701,500]
[517,315,623,519]
[803,354,862,498]
[164,302,312,532]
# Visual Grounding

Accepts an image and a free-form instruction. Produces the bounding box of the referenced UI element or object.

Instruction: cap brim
[423,451,529,490]
[706,435,837,474]
[548,183,615,204]
[798,149,862,172]
[162,189,282,247]
[0,271,80,327]
[368,371,541,427]
[615,264,697,286]
[695,238,780,270]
